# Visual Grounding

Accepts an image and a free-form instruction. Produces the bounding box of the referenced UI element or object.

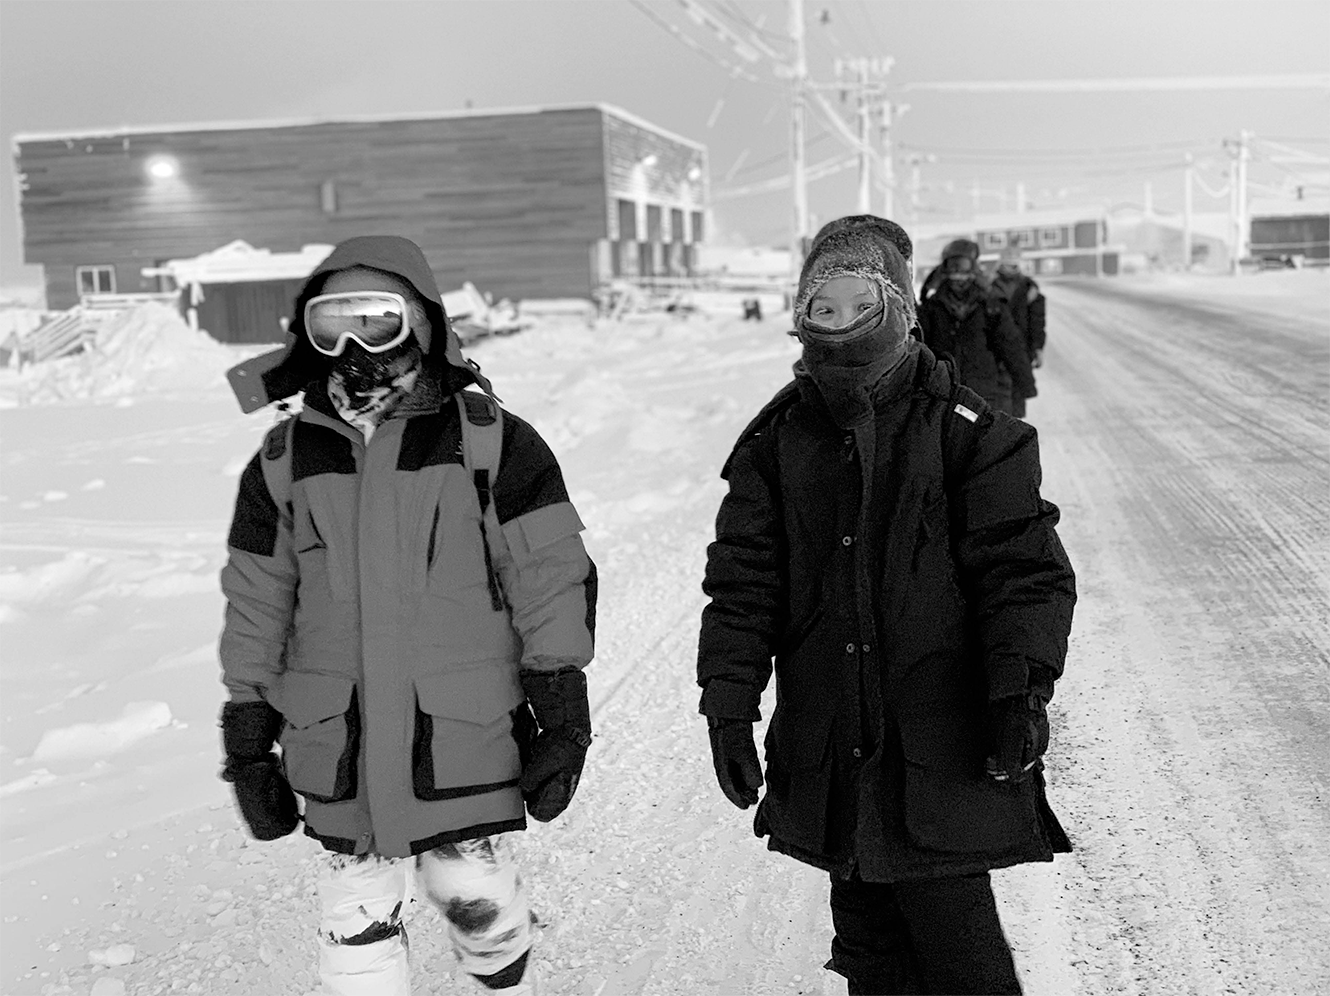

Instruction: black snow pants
[827,872,1022,995]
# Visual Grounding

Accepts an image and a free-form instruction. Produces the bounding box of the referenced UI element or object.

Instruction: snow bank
[0,303,258,406]
[0,551,106,605]
[30,701,175,762]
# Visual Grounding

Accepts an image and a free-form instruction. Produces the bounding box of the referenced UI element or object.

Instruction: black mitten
[519,668,592,823]
[220,701,300,840]
[707,717,763,809]
[985,668,1055,783]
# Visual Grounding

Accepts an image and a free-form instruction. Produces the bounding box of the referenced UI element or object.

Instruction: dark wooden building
[13,104,709,311]
[973,208,1120,276]
[1248,197,1330,263]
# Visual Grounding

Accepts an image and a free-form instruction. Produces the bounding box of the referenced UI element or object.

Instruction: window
[616,199,638,242]
[982,231,1006,249]
[1039,227,1063,247]
[1015,229,1034,248]
[646,205,663,243]
[670,208,685,243]
[690,210,705,244]
[77,265,116,295]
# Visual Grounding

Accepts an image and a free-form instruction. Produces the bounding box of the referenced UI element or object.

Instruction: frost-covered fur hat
[795,224,916,327]
[810,214,914,265]
[941,238,981,262]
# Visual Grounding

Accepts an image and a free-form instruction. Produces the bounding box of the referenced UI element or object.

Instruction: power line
[712,0,786,43]
[728,129,833,181]
[896,138,1215,160]
[899,72,1330,93]
[626,0,782,89]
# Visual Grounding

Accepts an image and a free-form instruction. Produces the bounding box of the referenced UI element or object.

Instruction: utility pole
[879,99,896,219]
[1183,153,1193,270]
[856,60,871,213]
[788,0,808,285]
[1016,181,1027,214]
[1236,128,1250,267]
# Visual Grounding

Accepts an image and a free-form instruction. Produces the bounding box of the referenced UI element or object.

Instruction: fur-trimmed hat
[795,224,916,326]
[941,238,981,262]
[810,214,914,265]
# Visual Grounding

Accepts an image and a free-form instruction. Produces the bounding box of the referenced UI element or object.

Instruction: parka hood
[226,235,492,413]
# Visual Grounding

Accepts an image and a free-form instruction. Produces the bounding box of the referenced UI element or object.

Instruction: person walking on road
[917,242,1035,415]
[697,217,1077,995]
[990,246,1047,419]
[217,235,597,996]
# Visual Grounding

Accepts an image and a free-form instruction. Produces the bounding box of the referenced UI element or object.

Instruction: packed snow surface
[1,271,1328,995]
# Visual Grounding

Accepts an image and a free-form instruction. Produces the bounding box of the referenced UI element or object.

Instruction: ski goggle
[304,292,413,357]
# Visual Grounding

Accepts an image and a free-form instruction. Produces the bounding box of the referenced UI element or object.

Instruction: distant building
[142,240,334,343]
[910,207,1123,279]
[1248,196,1330,263]
[13,104,709,314]
[972,208,1121,277]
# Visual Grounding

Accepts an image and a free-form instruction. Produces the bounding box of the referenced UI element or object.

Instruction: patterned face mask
[326,338,423,441]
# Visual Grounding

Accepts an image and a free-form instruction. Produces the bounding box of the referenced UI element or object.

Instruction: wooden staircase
[20,307,97,364]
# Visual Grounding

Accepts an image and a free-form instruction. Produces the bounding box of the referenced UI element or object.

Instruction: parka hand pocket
[901,757,1040,855]
[412,667,525,801]
[273,672,360,805]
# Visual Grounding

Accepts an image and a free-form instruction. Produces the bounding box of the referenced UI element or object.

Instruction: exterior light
[147,156,178,180]
[640,154,659,168]
[687,165,703,182]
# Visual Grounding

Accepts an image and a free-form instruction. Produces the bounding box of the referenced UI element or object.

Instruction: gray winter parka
[219,238,597,859]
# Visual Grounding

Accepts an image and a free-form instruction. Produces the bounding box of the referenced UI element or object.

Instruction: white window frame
[1039,227,1063,247]
[76,265,116,295]
[982,231,1007,249]
[1015,229,1035,248]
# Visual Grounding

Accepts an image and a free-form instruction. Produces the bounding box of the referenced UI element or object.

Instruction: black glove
[707,717,763,809]
[519,668,592,823]
[220,701,300,841]
[985,670,1054,784]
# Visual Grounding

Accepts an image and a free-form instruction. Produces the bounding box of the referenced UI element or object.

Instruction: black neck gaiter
[793,302,911,430]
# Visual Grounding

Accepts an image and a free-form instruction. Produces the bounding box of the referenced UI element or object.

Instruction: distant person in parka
[917,241,1036,416]
[217,236,596,996]
[697,216,1076,995]
[989,245,1047,419]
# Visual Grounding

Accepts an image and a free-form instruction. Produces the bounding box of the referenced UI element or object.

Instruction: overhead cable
[627,0,781,89]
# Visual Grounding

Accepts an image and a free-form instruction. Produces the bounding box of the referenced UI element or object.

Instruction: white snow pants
[317,835,533,996]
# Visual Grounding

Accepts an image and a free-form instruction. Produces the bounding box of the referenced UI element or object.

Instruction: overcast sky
[2,0,1327,287]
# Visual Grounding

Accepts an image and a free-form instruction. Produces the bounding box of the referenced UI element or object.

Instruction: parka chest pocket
[412,667,525,801]
[273,672,360,804]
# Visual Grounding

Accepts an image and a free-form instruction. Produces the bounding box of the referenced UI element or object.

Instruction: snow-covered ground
[1,271,1327,995]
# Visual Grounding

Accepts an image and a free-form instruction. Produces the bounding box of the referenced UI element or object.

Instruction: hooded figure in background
[698,217,1076,994]
[918,237,983,303]
[916,241,1035,415]
[990,245,1047,418]
[218,236,597,996]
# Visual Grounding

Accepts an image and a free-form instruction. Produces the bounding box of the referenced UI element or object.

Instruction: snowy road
[1,272,1327,995]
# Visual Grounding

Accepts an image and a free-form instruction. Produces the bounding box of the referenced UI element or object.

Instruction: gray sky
[2,0,1327,287]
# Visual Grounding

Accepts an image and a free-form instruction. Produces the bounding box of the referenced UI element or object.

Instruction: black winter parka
[697,345,1075,882]
[992,272,1047,358]
[917,291,1035,415]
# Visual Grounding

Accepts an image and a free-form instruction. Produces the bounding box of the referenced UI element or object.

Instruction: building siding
[16,107,658,309]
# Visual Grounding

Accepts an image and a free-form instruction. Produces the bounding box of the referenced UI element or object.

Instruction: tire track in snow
[1029,279,1330,995]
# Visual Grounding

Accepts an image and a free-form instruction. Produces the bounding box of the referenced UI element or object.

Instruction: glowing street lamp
[146,156,178,180]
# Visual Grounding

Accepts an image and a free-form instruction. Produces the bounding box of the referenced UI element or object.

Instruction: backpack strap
[939,369,986,520]
[259,415,296,520]
[456,390,507,611]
